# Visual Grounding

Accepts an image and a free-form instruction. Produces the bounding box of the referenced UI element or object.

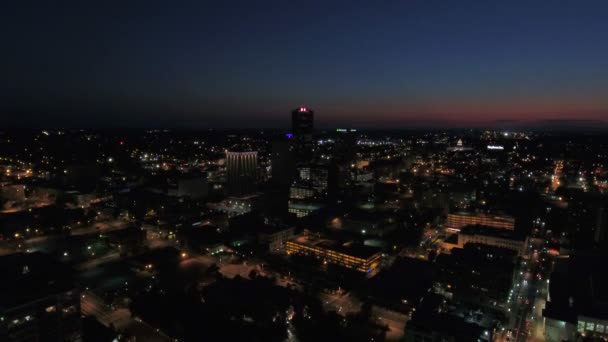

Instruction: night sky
[3,1,608,129]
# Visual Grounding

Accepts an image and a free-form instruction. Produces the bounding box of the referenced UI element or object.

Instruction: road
[496,240,550,342]
[81,290,174,342]
[319,291,408,341]
[372,306,408,341]
[320,291,361,315]
[530,295,547,341]
[76,252,121,271]
[72,219,130,236]
[0,235,54,256]
[0,218,132,256]
[81,291,131,329]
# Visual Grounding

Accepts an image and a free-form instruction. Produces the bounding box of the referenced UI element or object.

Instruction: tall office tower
[0,253,82,342]
[334,128,357,164]
[334,128,358,185]
[270,134,295,188]
[291,107,314,162]
[295,163,338,198]
[226,150,258,196]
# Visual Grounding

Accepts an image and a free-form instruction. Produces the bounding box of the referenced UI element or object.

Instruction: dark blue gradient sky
[3,0,608,128]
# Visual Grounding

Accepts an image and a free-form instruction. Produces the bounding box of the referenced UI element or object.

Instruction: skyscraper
[226,150,258,196]
[270,134,295,188]
[334,129,357,164]
[291,107,314,162]
[334,128,358,186]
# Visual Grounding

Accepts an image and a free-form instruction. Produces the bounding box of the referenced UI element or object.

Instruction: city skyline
[3,1,608,129]
[4,2,608,341]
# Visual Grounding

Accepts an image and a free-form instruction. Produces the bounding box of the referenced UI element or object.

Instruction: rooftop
[407,312,486,341]
[257,224,293,235]
[289,235,381,259]
[450,211,514,220]
[544,250,608,321]
[460,225,525,241]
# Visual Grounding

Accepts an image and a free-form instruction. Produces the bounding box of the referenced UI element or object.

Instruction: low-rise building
[258,225,295,253]
[286,234,381,275]
[441,225,527,256]
[446,212,515,232]
[404,312,490,342]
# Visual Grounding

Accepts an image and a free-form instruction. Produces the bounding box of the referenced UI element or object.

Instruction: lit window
[578,321,585,333]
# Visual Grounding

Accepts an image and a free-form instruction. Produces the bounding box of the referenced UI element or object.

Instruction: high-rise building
[270,134,295,188]
[226,151,258,196]
[0,253,82,342]
[334,128,357,165]
[291,107,314,161]
[543,251,608,341]
[289,184,315,199]
[310,165,330,192]
[295,163,335,193]
[334,128,358,186]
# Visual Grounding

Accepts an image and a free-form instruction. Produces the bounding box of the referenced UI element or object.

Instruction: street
[497,240,551,342]
[81,290,174,342]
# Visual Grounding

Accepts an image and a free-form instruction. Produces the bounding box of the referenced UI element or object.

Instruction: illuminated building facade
[289,185,315,199]
[298,166,311,181]
[446,138,473,152]
[286,235,381,274]
[296,164,336,195]
[287,200,323,218]
[258,226,295,253]
[446,212,515,231]
[226,151,258,196]
[441,226,526,256]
